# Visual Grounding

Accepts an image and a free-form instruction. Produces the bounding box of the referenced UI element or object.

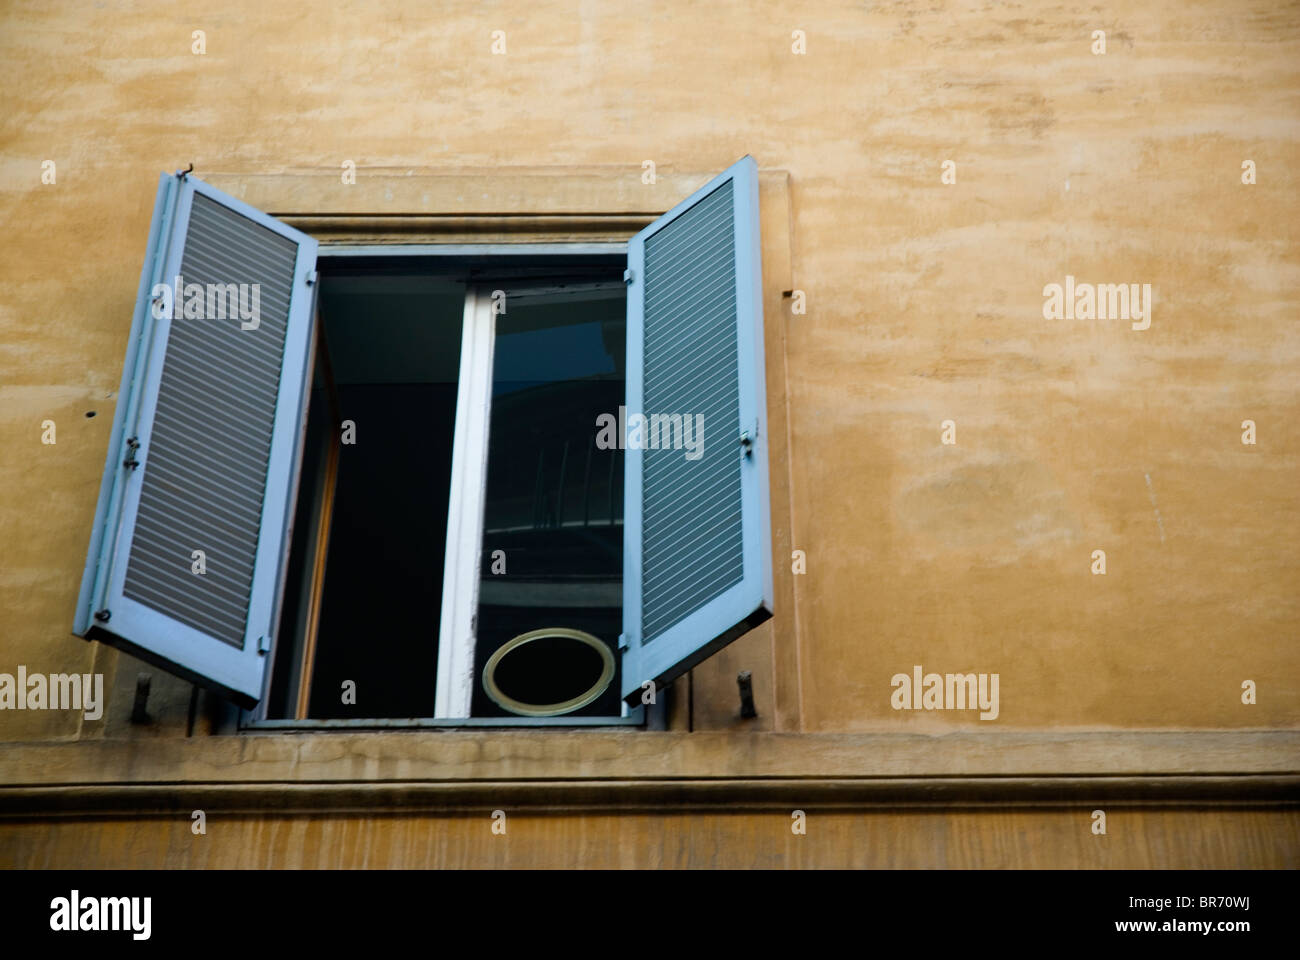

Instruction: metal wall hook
[737,671,757,718]
[131,673,152,724]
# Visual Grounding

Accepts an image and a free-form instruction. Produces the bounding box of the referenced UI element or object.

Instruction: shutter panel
[73,173,318,706]
[621,156,773,703]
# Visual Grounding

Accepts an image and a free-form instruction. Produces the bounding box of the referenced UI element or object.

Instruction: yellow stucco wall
[0,1,1296,866]
[6,808,1297,870]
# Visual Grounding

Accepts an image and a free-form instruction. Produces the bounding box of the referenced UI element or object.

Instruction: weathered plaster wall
[0,1,1296,754]
[6,808,1297,869]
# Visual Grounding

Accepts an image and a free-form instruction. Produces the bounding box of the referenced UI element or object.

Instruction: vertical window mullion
[434,287,497,718]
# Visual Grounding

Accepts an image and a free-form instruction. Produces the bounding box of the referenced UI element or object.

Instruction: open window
[74,157,772,724]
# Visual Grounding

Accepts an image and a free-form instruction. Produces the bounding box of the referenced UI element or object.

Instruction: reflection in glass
[472,284,626,717]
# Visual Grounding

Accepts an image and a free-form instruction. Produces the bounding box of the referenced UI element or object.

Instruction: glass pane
[473,285,626,717]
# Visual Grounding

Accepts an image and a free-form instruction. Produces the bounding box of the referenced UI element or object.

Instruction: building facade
[1,1,1297,868]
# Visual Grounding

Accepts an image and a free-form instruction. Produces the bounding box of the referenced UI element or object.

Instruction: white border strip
[434,288,496,718]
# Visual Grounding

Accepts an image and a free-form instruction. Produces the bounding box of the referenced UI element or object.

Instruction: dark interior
[270,273,464,719]
[269,263,628,722]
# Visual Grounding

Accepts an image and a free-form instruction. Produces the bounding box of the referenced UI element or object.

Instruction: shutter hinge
[739,421,758,457]
[122,436,141,470]
[305,269,318,286]
[623,269,634,285]
[257,635,271,654]
[617,632,630,651]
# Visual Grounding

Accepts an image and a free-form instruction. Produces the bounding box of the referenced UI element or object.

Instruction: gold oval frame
[482,627,616,717]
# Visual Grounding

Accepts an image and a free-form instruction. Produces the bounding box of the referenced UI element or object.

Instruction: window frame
[242,242,645,729]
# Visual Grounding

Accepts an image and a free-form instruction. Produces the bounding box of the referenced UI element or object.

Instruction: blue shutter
[73,173,318,706]
[621,156,773,702]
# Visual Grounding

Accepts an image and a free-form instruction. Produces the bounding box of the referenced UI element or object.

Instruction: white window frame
[433,286,494,719]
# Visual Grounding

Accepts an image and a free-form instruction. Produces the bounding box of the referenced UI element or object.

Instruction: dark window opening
[268,273,464,719]
[267,261,630,723]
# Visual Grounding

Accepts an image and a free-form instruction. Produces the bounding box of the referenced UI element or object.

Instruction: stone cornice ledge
[1,731,1296,815]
